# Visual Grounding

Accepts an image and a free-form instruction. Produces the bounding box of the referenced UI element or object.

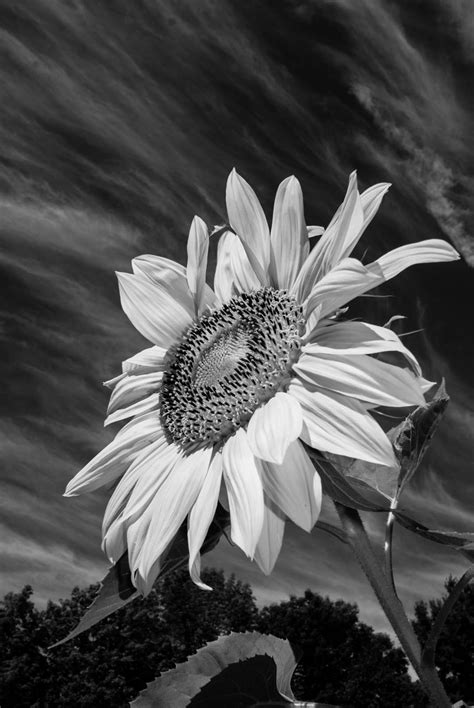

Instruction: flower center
[160,288,304,449]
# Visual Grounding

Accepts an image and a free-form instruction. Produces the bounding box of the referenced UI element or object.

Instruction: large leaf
[390,381,449,502]
[323,454,398,502]
[395,512,474,563]
[51,504,230,647]
[131,632,297,707]
[307,448,390,511]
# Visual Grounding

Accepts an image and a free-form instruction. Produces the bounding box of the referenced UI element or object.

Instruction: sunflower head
[65,169,459,594]
[160,287,304,450]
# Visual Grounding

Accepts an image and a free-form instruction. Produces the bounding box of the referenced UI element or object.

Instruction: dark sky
[1,0,473,635]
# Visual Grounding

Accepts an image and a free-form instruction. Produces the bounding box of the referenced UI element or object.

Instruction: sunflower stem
[384,502,398,596]
[335,502,451,708]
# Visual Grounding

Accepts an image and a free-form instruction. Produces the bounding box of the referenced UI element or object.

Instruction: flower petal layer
[222,428,264,558]
[305,239,459,319]
[187,216,210,315]
[270,176,307,289]
[131,255,195,313]
[134,446,213,594]
[292,172,361,299]
[122,345,168,375]
[214,230,260,303]
[64,412,163,496]
[188,451,223,589]
[260,438,321,532]
[102,437,175,561]
[304,257,380,319]
[311,171,364,277]
[254,496,286,575]
[104,392,160,426]
[288,380,397,466]
[305,321,421,375]
[226,169,270,285]
[247,392,303,464]
[368,239,460,280]
[107,372,163,415]
[117,272,193,347]
[294,351,424,408]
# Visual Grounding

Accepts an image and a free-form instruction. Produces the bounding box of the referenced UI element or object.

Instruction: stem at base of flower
[334,502,452,708]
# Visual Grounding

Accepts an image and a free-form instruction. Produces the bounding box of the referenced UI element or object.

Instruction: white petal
[132,254,199,314]
[103,440,184,564]
[420,377,436,393]
[213,230,260,303]
[188,451,223,589]
[304,238,459,320]
[103,373,127,389]
[122,346,167,375]
[359,182,391,233]
[187,216,211,315]
[307,225,325,238]
[254,497,286,575]
[101,438,168,536]
[222,428,265,558]
[226,169,270,285]
[247,392,303,464]
[292,172,362,300]
[368,239,459,280]
[114,410,161,440]
[134,447,213,594]
[107,372,163,414]
[104,392,160,426]
[288,380,397,467]
[306,321,421,375]
[294,177,390,300]
[270,176,307,289]
[132,254,186,281]
[304,257,380,319]
[294,352,425,407]
[64,413,162,496]
[101,437,173,560]
[319,171,364,271]
[260,438,321,532]
[117,272,193,347]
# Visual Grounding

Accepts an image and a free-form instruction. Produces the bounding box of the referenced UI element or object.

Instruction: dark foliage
[256,589,426,708]
[0,570,436,707]
[0,569,257,707]
[413,576,474,705]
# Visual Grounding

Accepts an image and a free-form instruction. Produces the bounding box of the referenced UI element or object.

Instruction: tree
[256,589,426,707]
[413,576,474,705]
[0,585,49,707]
[0,569,258,707]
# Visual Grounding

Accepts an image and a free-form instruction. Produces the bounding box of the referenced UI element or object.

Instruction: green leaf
[49,551,137,648]
[51,504,230,648]
[390,381,449,502]
[395,512,474,562]
[131,632,297,707]
[307,448,390,511]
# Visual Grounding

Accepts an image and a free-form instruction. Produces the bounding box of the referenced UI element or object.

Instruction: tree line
[0,569,472,707]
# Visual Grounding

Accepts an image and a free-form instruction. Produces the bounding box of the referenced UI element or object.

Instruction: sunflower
[65,170,459,593]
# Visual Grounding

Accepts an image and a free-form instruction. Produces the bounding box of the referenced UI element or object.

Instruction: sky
[1,0,474,637]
